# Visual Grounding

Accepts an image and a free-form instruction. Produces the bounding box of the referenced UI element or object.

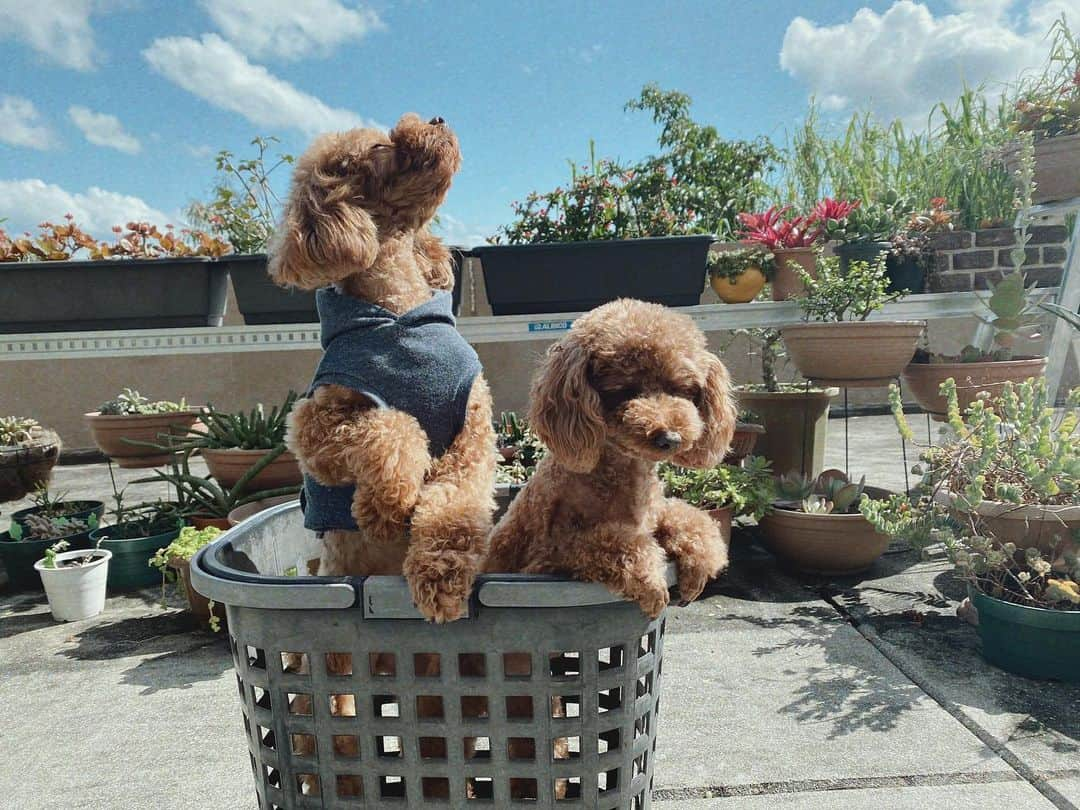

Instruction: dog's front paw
[403,551,476,623]
[675,561,712,607]
[636,583,671,620]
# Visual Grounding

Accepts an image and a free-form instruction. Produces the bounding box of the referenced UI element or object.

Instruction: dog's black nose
[652,431,683,451]
[429,116,446,125]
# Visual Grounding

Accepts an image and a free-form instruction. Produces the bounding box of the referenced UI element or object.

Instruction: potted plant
[0,219,230,333]
[87,466,184,590]
[904,141,1047,418]
[0,417,60,503]
[888,197,954,294]
[139,446,302,530]
[34,540,112,622]
[862,378,1079,680]
[1,504,100,590]
[1002,17,1080,204]
[660,456,775,539]
[724,410,766,465]
[494,412,547,520]
[9,487,105,533]
[735,329,839,478]
[781,253,925,387]
[737,198,856,300]
[178,392,301,490]
[149,525,224,628]
[760,470,893,575]
[707,246,773,303]
[85,389,200,468]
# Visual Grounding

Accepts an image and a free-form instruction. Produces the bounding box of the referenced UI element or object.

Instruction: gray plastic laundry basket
[191,502,671,809]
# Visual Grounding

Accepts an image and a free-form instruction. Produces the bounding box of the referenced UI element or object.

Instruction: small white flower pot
[34,549,112,622]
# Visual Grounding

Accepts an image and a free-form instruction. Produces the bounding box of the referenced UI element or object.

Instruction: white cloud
[0,179,172,235]
[199,0,383,62]
[433,213,490,249]
[143,34,373,136]
[780,1,1080,124]
[0,0,102,71]
[0,96,56,149]
[68,106,141,154]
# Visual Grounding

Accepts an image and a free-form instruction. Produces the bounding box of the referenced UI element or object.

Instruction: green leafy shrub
[793,253,902,322]
[660,456,776,520]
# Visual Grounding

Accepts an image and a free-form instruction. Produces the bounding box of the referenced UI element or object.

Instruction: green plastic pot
[90,525,181,591]
[970,587,1080,682]
[0,529,95,591]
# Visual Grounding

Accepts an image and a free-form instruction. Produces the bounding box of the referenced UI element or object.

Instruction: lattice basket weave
[192,502,670,809]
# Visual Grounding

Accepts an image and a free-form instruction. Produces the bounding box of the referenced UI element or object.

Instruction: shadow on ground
[61,611,234,695]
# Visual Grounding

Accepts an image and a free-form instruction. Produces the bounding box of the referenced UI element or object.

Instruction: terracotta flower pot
[770,248,816,301]
[735,388,838,478]
[937,492,1080,554]
[188,515,232,531]
[759,488,893,575]
[711,267,767,304]
[1003,133,1080,205]
[707,506,733,541]
[781,321,925,387]
[0,430,60,503]
[84,410,200,468]
[723,422,765,465]
[902,357,1048,420]
[227,494,300,527]
[200,447,302,491]
[169,556,218,624]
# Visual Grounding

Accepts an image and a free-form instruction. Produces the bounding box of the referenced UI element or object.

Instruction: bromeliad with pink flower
[737,199,858,250]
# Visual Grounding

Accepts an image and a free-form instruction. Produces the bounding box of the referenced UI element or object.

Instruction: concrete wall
[3,254,1073,453]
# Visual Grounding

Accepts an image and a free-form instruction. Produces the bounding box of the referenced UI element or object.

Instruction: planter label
[528,320,573,333]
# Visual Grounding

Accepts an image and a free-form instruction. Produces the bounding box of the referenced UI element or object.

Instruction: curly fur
[277,114,495,624]
[485,299,736,617]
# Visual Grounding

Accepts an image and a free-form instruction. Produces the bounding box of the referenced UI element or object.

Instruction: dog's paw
[675,562,711,607]
[403,552,475,623]
[636,583,671,619]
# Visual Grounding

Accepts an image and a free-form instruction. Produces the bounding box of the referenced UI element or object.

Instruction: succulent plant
[99,389,186,416]
[778,470,867,515]
[777,472,815,501]
[0,417,41,446]
[10,512,98,542]
[173,391,298,451]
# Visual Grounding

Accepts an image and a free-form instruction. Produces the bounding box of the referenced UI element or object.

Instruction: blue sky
[2,0,1077,247]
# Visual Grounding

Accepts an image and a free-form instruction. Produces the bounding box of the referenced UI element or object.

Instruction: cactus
[0,416,41,446]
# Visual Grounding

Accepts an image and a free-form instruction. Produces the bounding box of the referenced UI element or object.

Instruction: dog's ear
[673,354,736,469]
[529,338,605,474]
[268,136,380,289]
[414,228,453,291]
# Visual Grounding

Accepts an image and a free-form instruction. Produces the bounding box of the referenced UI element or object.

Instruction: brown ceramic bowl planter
[201,447,303,490]
[1003,133,1080,205]
[706,507,733,541]
[723,422,766,465]
[0,429,60,503]
[759,487,893,575]
[935,491,1080,554]
[781,321,926,387]
[902,357,1047,421]
[84,410,201,468]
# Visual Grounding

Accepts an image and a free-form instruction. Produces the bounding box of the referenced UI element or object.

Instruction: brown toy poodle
[271,113,495,624]
[485,298,735,617]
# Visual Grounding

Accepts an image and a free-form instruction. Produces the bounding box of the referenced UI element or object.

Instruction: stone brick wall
[928,225,1069,292]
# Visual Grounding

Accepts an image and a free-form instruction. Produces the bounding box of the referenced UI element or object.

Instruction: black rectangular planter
[221,254,318,325]
[0,257,229,333]
[223,249,467,325]
[472,235,714,315]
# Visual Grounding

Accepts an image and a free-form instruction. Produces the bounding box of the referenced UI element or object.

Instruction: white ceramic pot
[34,549,112,622]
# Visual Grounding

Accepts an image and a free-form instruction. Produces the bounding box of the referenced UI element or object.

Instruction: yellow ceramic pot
[710,266,766,303]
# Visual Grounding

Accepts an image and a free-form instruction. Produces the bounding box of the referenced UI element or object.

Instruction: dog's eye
[600,385,639,407]
[688,385,704,407]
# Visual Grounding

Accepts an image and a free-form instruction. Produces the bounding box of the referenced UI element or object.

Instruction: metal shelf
[0,290,1055,361]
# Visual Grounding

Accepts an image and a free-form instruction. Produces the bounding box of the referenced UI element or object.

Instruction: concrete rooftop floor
[1,415,1078,809]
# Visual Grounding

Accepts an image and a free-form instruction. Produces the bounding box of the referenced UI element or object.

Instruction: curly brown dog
[485,298,735,616]
[270,115,494,797]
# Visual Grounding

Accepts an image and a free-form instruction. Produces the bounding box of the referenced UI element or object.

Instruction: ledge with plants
[760,470,894,575]
[862,378,1079,681]
[84,389,200,469]
[782,252,925,387]
[0,219,230,333]
[0,416,60,503]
